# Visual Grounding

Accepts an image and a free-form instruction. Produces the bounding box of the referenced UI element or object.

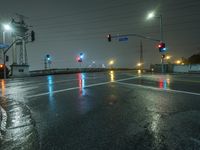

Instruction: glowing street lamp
[176,60,181,64]
[109,60,114,65]
[165,55,171,64]
[165,55,171,60]
[147,11,164,73]
[146,11,163,41]
[146,11,155,20]
[137,63,142,67]
[2,23,13,45]
[108,60,115,69]
[3,24,13,32]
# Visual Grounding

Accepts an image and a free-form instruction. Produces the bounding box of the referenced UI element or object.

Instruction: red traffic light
[76,56,82,62]
[158,42,166,52]
[158,42,165,48]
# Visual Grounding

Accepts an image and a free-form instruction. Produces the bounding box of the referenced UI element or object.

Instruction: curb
[0,105,7,139]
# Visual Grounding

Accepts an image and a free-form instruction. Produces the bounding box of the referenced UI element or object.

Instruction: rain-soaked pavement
[0,71,200,150]
[0,97,39,150]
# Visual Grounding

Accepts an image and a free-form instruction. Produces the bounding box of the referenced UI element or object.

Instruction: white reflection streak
[47,76,55,111]
[78,73,86,96]
[110,70,115,82]
[81,73,86,96]
[48,76,53,97]
[151,113,160,132]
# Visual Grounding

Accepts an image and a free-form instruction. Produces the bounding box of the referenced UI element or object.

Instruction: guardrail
[173,64,200,73]
[30,68,135,76]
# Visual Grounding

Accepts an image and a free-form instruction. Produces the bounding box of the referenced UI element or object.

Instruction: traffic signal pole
[107,32,166,73]
[160,15,165,73]
[160,15,163,42]
[108,33,160,42]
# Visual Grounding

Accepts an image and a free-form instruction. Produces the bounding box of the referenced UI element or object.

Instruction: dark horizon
[0,0,200,70]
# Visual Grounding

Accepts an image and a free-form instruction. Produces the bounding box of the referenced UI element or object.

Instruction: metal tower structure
[9,13,34,77]
[11,13,29,65]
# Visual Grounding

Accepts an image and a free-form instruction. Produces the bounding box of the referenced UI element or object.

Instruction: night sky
[0,0,200,70]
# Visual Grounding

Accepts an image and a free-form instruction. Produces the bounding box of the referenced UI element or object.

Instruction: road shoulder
[0,97,39,150]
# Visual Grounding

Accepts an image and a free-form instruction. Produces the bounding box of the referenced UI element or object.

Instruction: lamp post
[147,11,163,41]
[2,24,13,79]
[147,11,164,73]
[109,60,114,69]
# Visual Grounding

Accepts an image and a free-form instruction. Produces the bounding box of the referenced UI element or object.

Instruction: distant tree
[181,57,189,64]
[188,52,200,64]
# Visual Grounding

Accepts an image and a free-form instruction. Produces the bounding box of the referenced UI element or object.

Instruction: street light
[176,60,181,64]
[146,11,155,20]
[3,24,13,32]
[165,55,171,60]
[137,63,142,67]
[147,11,164,73]
[146,11,163,41]
[108,60,114,69]
[109,60,114,65]
[165,55,171,64]
[2,23,13,79]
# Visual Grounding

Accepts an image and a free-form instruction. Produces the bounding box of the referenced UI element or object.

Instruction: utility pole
[159,15,165,73]
[140,40,144,70]
[44,58,47,70]
[3,31,6,79]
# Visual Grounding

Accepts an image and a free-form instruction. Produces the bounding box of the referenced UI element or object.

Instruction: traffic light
[107,34,111,42]
[78,58,82,62]
[31,31,35,42]
[158,42,166,52]
[80,53,84,59]
[76,56,82,62]
[161,54,165,59]
[46,54,50,61]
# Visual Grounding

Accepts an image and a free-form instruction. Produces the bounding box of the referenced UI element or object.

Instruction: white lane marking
[116,81,200,96]
[27,76,140,98]
[22,76,104,86]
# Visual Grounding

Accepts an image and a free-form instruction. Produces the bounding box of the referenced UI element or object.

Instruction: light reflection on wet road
[1,80,5,96]
[0,71,200,150]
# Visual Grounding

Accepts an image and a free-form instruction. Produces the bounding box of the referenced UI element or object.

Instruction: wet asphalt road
[0,71,200,150]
